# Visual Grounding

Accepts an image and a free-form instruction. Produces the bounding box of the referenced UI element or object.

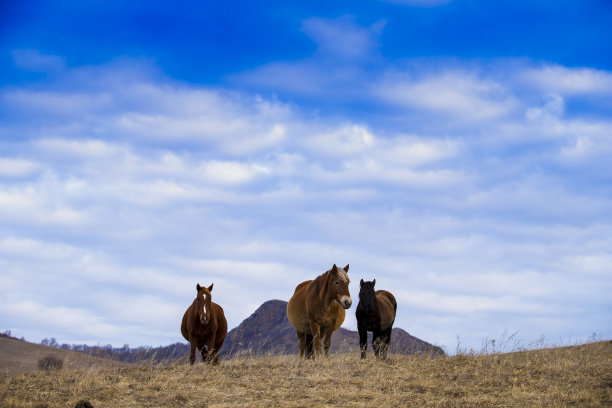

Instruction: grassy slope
[0,337,129,376]
[1,341,610,408]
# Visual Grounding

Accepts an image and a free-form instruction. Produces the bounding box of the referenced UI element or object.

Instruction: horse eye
[335,281,339,285]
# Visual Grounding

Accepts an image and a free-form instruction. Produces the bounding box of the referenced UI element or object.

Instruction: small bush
[38,355,64,371]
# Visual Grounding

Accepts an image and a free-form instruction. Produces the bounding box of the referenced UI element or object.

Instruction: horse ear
[344,264,349,272]
[328,264,338,281]
[196,283,201,292]
[360,279,364,286]
[372,279,376,286]
[208,283,214,292]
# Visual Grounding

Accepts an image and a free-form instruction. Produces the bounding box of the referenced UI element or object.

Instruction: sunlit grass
[1,341,610,407]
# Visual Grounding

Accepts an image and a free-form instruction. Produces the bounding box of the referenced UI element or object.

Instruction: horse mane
[317,266,349,284]
[336,268,349,283]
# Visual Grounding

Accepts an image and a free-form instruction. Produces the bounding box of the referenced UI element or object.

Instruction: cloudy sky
[1,0,611,353]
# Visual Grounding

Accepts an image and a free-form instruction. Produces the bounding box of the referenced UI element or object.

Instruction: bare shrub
[38,355,64,371]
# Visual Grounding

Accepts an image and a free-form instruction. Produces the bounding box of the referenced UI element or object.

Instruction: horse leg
[373,331,382,358]
[382,328,392,359]
[309,321,322,359]
[305,333,314,359]
[322,327,331,357]
[205,335,217,364]
[210,337,225,365]
[209,348,219,365]
[296,330,306,358]
[188,334,204,365]
[189,340,197,365]
[358,324,367,359]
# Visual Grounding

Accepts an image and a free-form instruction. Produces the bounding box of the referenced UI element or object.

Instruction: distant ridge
[2,300,444,369]
[220,299,445,357]
[0,336,129,375]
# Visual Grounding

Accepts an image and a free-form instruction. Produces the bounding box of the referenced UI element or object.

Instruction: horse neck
[314,272,334,310]
[361,291,379,314]
[190,298,200,319]
[373,293,381,313]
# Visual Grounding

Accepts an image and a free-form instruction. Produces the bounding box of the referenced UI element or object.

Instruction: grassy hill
[0,336,129,376]
[1,340,610,407]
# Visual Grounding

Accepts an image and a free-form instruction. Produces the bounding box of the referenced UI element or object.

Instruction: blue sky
[1,0,611,353]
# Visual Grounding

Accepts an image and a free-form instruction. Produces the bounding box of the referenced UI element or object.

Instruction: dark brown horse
[286,264,352,359]
[355,279,397,359]
[181,283,228,365]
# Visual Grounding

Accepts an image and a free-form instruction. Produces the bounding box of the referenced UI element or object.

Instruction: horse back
[287,280,313,333]
[376,290,397,330]
[293,280,311,294]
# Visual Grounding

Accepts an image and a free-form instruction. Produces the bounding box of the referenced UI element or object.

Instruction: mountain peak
[221,299,445,357]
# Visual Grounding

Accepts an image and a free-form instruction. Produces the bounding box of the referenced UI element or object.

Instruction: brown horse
[181,283,228,365]
[355,279,397,359]
[286,264,352,359]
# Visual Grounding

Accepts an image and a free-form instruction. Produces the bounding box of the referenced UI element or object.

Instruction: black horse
[355,279,397,359]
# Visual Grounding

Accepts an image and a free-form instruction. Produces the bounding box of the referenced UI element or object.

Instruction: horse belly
[376,292,396,330]
[212,303,228,343]
[180,309,190,341]
[287,281,312,334]
[358,312,381,331]
[329,304,346,331]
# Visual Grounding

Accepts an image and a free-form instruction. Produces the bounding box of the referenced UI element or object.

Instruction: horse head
[359,279,376,314]
[195,283,214,326]
[327,264,352,309]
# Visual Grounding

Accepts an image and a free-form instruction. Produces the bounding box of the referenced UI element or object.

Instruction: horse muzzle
[200,316,210,325]
[340,296,352,309]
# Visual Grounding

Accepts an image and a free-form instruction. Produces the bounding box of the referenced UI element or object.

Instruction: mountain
[220,299,445,358]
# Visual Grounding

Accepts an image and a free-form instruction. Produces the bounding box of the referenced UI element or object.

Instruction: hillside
[221,299,445,357]
[2,341,609,407]
[0,336,129,376]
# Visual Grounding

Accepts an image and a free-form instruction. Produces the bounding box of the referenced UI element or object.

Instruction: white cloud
[35,138,123,158]
[0,158,39,177]
[302,16,386,60]
[11,49,66,72]
[1,57,611,351]
[5,89,112,115]
[0,184,89,226]
[556,121,612,163]
[198,160,271,185]
[525,94,565,121]
[375,71,517,120]
[3,300,114,337]
[305,125,376,155]
[521,65,612,95]
[375,136,460,167]
[0,237,80,261]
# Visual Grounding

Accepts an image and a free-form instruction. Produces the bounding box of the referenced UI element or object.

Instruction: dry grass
[1,341,610,408]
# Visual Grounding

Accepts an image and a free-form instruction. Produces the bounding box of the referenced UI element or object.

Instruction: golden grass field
[1,341,610,408]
